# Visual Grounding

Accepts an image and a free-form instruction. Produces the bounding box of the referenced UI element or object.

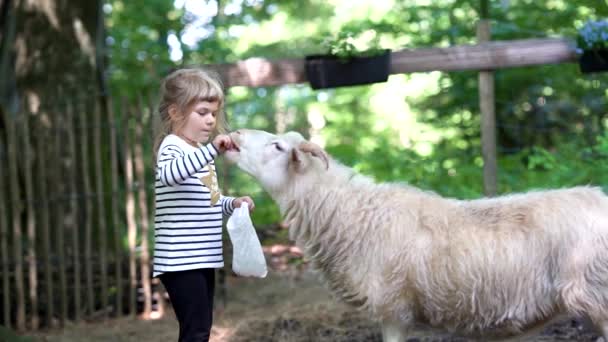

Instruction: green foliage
[0,326,35,342]
[320,31,385,59]
[104,0,608,242]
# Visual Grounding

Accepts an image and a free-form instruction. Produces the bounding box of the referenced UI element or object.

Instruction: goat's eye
[272,142,284,152]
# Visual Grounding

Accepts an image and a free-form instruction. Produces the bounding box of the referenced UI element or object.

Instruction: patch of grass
[0,326,36,342]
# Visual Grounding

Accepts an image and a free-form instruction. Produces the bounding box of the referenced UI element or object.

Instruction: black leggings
[160,268,216,342]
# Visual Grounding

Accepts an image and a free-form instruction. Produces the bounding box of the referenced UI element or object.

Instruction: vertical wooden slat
[93,101,109,318]
[0,112,12,329]
[134,96,151,318]
[123,98,138,317]
[66,103,81,321]
[36,115,54,327]
[108,97,123,316]
[6,112,25,330]
[80,101,95,315]
[147,94,165,316]
[53,106,68,324]
[218,158,231,311]
[22,110,39,329]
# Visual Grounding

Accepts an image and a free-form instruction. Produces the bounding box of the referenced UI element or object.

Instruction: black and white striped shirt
[153,134,234,277]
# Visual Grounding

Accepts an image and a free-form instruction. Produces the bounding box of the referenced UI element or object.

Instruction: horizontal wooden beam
[390,38,577,73]
[206,38,578,88]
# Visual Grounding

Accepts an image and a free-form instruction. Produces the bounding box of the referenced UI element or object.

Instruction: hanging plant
[305,31,391,90]
[576,19,608,73]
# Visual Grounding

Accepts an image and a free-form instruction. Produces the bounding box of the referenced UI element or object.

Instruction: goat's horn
[298,141,329,170]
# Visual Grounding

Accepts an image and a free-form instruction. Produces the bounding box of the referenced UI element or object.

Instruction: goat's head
[225,129,329,194]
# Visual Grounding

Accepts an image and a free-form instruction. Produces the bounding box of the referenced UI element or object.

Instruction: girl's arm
[220,195,235,216]
[220,196,255,216]
[157,143,218,186]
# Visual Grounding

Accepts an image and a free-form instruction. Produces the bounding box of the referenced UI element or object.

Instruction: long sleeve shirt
[153,134,235,277]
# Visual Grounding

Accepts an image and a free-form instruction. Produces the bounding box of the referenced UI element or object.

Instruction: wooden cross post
[477,15,498,197]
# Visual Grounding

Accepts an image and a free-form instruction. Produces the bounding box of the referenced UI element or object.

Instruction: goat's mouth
[227,131,242,153]
[224,142,241,164]
[227,142,240,152]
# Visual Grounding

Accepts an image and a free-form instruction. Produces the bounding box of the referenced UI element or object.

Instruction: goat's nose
[235,130,242,135]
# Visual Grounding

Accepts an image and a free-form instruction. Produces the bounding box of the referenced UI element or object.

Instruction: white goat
[225,129,608,342]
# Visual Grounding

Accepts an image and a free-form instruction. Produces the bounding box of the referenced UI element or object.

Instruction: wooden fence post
[108,97,123,316]
[477,18,498,196]
[36,116,54,327]
[147,94,166,317]
[134,96,152,318]
[0,111,11,329]
[7,112,25,330]
[53,104,68,325]
[66,103,82,322]
[94,100,109,319]
[123,98,138,317]
[22,110,39,329]
[80,101,95,316]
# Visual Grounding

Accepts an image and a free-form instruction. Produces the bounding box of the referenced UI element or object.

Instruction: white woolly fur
[225,129,608,341]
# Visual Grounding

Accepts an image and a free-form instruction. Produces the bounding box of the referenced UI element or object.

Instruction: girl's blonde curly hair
[154,68,229,156]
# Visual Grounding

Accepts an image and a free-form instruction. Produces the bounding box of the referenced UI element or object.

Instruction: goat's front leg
[381,321,409,342]
[597,322,608,342]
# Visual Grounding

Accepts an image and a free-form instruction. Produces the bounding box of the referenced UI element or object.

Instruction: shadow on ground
[23,269,602,342]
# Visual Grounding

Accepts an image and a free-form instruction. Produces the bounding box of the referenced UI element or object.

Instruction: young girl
[153,68,254,342]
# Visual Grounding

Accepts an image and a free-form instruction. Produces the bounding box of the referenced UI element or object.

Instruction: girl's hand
[212,134,233,153]
[233,196,255,211]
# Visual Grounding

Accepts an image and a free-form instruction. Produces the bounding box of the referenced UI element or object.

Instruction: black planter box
[305,50,391,90]
[579,49,608,73]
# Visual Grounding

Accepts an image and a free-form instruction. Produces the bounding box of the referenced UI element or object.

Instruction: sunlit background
[105,0,606,226]
[1,1,607,340]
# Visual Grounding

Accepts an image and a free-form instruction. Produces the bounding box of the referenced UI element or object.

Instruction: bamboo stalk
[53,106,68,324]
[134,96,151,318]
[80,101,95,315]
[0,111,12,329]
[218,156,231,311]
[36,115,54,327]
[123,98,138,317]
[22,110,39,329]
[65,103,81,321]
[147,94,165,316]
[52,108,68,325]
[93,100,109,319]
[6,112,25,330]
[108,97,123,316]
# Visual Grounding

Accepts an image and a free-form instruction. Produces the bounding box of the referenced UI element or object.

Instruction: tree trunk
[0,0,107,328]
[1,0,102,107]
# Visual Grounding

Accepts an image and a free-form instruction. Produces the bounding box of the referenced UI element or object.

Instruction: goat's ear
[298,142,329,170]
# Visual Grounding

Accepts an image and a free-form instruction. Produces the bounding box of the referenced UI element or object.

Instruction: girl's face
[175,100,220,145]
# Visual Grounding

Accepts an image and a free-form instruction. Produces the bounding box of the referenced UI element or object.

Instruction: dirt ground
[23,267,602,342]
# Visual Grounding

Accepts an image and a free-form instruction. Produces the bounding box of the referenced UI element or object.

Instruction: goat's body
[226,129,608,341]
[282,165,608,339]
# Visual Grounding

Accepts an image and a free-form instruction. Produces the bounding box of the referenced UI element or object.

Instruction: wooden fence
[0,94,162,331]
